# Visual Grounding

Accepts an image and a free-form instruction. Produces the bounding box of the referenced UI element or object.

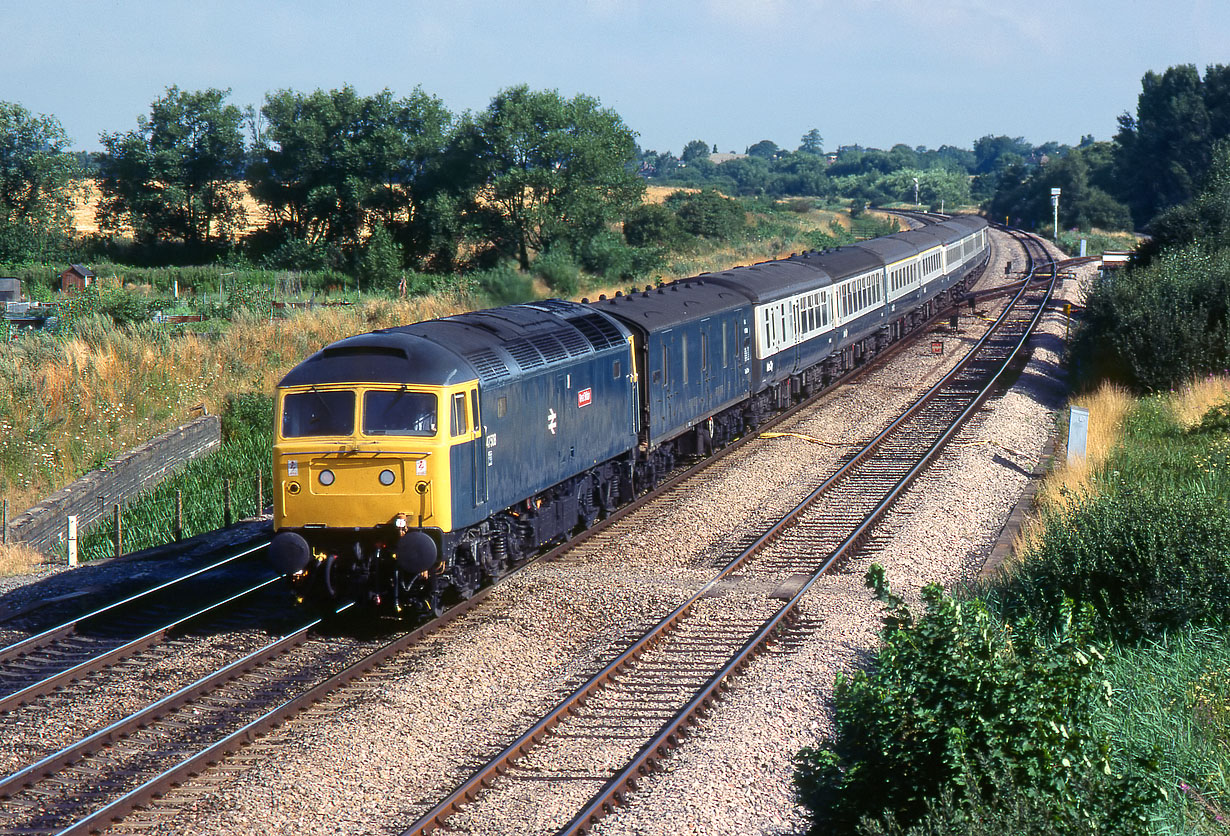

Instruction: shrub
[221,392,273,444]
[474,263,534,305]
[623,203,684,248]
[667,189,747,239]
[989,487,1230,641]
[531,248,580,297]
[1070,245,1230,391]
[795,565,1159,834]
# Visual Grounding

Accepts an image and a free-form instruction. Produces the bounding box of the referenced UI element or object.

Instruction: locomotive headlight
[318,469,335,486]
[379,469,396,486]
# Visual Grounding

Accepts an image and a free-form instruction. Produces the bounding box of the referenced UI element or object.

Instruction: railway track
[396,226,1056,835]
[0,233,1007,836]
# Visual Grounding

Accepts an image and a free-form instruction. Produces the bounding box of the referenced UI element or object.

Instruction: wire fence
[57,432,271,564]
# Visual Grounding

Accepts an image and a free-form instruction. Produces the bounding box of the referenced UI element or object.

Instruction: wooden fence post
[256,470,263,516]
[175,491,183,541]
[113,503,122,560]
[223,479,232,527]
[2,498,7,545]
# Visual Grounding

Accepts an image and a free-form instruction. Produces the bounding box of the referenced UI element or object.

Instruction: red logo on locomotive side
[578,388,593,408]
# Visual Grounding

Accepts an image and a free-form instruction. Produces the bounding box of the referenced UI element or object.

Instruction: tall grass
[0,290,481,517]
[1099,628,1230,834]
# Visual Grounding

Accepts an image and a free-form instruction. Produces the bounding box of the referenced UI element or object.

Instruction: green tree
[745,139,780,160]
[1115,64,1215,225]
[667,189,746,238]
[680,139,710,164]
[457,85,643,269]
[247,85,453,259]
[797,128,824,155]
[357,223,403,292]
[96,86,246,246]
[0,101,80,255]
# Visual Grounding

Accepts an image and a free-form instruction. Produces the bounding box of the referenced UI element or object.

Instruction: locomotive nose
[269,531,313,575]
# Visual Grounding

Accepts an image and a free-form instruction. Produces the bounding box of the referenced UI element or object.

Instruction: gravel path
[0,229,1083,836]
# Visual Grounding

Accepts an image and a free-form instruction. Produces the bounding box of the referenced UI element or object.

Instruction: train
[267,214,990,615]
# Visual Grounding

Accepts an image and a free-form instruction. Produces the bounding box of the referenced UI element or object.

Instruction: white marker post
[1051,188,1061,240]
[67,515,78,567]
[1067,406,1089,465]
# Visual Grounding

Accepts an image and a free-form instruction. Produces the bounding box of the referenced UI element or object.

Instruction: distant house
[60,264,94,293]
[0,278,19,303]
[709,153,748,165]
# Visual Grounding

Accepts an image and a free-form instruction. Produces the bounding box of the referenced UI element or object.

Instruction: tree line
[3,63,1230,281]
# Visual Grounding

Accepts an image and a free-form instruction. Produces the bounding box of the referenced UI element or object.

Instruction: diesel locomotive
[268,214,990,614]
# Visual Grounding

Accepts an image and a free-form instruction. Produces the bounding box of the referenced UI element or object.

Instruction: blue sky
[4,0,1228,154]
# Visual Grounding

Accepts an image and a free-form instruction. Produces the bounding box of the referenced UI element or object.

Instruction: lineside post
[224,479,232,527]
[1,498,7,545]
[67,515,78,566]
[175,491,183,541]
[113,503,122,560]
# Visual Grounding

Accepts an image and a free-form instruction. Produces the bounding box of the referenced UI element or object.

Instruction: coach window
[450,392,468,437]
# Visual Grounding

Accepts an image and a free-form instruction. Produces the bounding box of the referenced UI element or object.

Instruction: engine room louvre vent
[464,349,511,382]
[505,339,546,370]
[529,333,569,363]
[571,313,626,351]
[556,328,591,358]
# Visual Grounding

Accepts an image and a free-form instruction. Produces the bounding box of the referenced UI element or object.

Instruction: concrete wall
[8,415,221,556]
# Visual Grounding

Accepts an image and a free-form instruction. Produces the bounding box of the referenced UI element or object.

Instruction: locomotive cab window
[612,359,621,379]
[451,392,468,437]
[282,390,355,438]
[362,390,437,437]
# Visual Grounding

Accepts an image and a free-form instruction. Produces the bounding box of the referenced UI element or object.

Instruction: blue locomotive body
[269,214,990,613]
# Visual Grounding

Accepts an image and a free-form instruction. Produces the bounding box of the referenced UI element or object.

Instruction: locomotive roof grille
[506,339,546,370]
[529,333,570,364]
[571,312,628,351]
[464,348,512,383]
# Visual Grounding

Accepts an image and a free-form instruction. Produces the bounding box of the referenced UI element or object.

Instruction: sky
[4,0,1229,155]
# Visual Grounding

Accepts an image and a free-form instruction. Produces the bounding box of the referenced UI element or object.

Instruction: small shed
[60,264,95,293]
[0,278,19,303]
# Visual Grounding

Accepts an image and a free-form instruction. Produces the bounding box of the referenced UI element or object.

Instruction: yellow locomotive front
[266,327,486,613]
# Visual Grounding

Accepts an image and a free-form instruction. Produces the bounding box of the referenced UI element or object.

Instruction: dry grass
[1011,382,1135,558]
[0,290,481,516]
[0,542,48,576]
[70,179,267,237]
[1171,374,1230,429]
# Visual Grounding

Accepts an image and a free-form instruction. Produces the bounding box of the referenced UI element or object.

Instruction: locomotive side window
[362,390,436,437]
[450,392,468,437]
[497,396,507,418]
[701,332,708,373]
[470,390,480,428]
[283,390,355,438]
[613,359,621,379]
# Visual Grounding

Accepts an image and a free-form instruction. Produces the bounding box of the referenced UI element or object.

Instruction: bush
[667,189,747,239]
[531,248,580,297]
[1070,245,1230,391]
[623,203,684,248]
[579,232,657,282]
[795,565,1159,834]
[474,263,534,305]
[221,392,273,444]
[989,487,1230,641]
